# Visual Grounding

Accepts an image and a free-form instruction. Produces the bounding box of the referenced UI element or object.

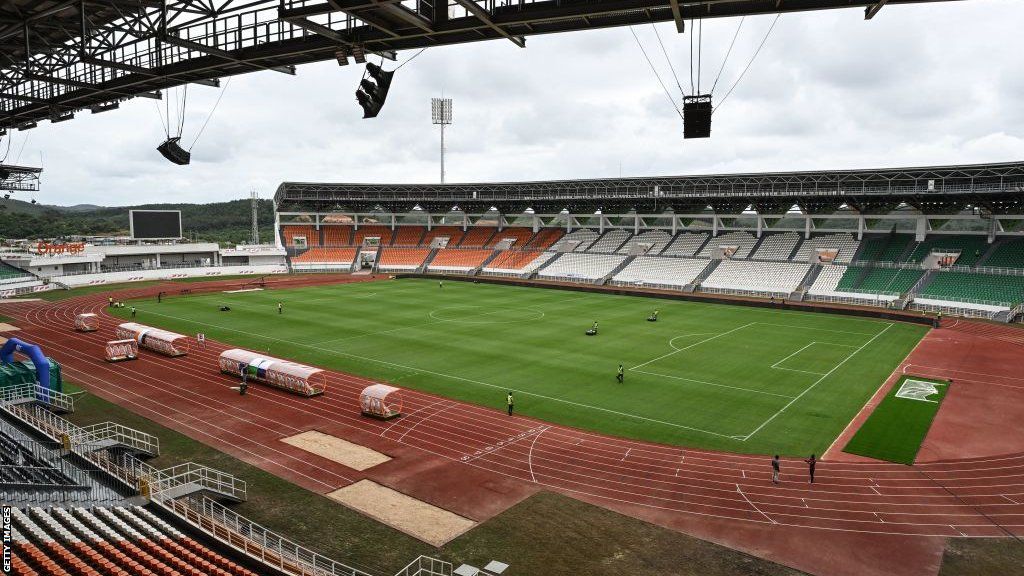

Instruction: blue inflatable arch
[0,337,51,389]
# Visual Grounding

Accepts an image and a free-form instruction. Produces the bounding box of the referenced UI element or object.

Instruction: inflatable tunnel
[0,337,55,390]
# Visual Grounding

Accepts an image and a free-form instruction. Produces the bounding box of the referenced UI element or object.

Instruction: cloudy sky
[3,0,1021,206]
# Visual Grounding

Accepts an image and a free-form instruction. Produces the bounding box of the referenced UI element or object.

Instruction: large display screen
[130,210,182,239]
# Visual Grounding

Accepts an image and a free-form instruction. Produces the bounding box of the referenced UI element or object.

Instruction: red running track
[2,279,1023,576]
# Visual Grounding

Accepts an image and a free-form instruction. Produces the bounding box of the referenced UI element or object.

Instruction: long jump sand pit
[328,480,477,546]
[280,430,391,471]
[0,323,20,332]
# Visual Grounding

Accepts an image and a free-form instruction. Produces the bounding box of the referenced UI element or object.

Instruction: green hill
[0,198,275,245]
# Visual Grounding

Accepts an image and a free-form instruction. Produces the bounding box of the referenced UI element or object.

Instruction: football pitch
[111,278,929,455]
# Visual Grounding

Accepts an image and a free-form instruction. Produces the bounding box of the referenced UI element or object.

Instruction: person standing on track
[771,455,781,484]
[277,301,283,315]
[108,296,113,308]
[506,391,514,416]
[617,364,624,383]
[804,454,817,484]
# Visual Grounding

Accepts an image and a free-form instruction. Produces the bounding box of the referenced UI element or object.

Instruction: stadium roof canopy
[0,163,42,192]
[274,161,1024,215]
[1,0,957,129]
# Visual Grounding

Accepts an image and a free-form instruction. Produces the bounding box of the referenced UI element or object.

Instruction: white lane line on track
[24,297,1015,537]
[737,484,776,524]
[527,427,547,483]
[464,426,550,463]
[744,323,894,441]
[396,402,455,443]
[623,448,631,461]
[380,397,450,437]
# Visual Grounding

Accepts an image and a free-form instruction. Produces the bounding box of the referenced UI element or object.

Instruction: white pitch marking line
[136,308,739,438]
[754,322,880,337]
[771,342,820,370]
[737,484,775,524]
[633,369,797,399]
[744,324,894,440]
[630,322,757,371]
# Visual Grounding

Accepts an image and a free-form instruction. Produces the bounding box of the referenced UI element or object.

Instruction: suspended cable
[696,18,703,94]
[178,84,188,138]
[688,19,695,95]
[651,24,686,101]
[188,76,232,151]
[1,132,12,163]
[629,27,684,120]
[14,132,30,165]
[154,99,169,138]
[394,48,427,71]
[715,13,781,114]
[710,16,745,94]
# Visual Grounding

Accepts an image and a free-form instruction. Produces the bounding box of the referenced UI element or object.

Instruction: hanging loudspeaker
[683,95,713,139]
[157,137,191,165]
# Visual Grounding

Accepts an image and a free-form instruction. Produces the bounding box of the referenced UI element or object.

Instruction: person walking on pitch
[130,306,136,319]
[506,392,514,416]
[277,301,283,315]
[617,364,624,383]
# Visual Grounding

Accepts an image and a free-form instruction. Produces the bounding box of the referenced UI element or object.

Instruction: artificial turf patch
[842,375,950,464]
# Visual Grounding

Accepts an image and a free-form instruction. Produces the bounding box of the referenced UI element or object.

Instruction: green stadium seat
[907,235,990,267]
[981,238,1024,269]
[919,272,1024,305]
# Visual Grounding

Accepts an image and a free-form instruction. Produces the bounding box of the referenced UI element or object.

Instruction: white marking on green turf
[753,322,879,337]
[630,322,757,371]
[743,323,895,441]
[133,308,745,439]
[667,333,726,351]
[632,369,797,399]
[428,304,545,324]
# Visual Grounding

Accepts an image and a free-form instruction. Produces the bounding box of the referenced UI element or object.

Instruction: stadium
[1,1,1023,576]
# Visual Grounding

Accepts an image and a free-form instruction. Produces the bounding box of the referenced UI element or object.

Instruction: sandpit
[0,323,20,332]
[280,430,391,471]
[327,480,476,546]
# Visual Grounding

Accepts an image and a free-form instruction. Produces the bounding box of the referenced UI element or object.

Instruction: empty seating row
[908,234,990,267]
[352,225,393,246]
[585,229,632,253]
[280,225,318,247]
[661,232,710,257]
[538,253,627,282]
[919,271,1024,304]
[487,227,535,248]
[322,226,352,246]
[855,234,915,263]
[421,226,464,247]
[702,260,811,295]
[557,229,600,252]
[698,231,757,259]
[982,237,1024,269]
[377,248,430,270]
[618,230,672,254]
[525,228,565,250]
[610,256,709,288]
[0,260,32,283]
[791,233,859,264]
[808,264,901,303]
[753,233,800,260]
[458,227,497,247]
[427,249,493,271]
[483,250,550,272]
[291,247,358,265]
[391,226,425,246]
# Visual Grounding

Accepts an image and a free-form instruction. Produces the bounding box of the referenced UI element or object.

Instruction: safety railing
[70,422,160,457]
[0,383,75,413]
[154,462,247,501]
[393,556,453,576]
[163,495,375,576]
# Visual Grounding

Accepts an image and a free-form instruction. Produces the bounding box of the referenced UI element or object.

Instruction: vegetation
[111,278,928,454]
[63,382,804,576]
[0,197,275,245]
[842,375,949,464]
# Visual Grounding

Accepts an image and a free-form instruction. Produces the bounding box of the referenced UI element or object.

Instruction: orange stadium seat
[486,250,543,270]
[526,228,565,249]
[459,227,498,247]
[420,226,464,246]
[392,226,426,246]
[486,227,535,247]
[352,225,393,245]
[429,249,493,268]
[281,225,319,247]
[291,247,358,263]
[379,248,430,267]
[322,226,353,246]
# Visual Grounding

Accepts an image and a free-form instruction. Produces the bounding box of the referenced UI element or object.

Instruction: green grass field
[843,375,950,464]
[111,277,928,455]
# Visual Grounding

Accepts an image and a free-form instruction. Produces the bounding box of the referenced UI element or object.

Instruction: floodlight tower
[250,190,259,245]
[431,97,453,184]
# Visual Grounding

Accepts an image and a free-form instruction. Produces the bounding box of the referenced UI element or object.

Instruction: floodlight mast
[431,97,453,184]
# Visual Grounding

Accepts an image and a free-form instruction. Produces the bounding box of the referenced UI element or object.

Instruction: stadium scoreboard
[129,210,182,239]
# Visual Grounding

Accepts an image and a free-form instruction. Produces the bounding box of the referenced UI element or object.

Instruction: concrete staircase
[684,259,720,292]
[471,250,502,275]
[416,248,440,273]
[600,255,636,284]
[789,264,823,302]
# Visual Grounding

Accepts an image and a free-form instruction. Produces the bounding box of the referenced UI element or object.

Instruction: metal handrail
[393,556,453,576]
[70,422,160,456]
